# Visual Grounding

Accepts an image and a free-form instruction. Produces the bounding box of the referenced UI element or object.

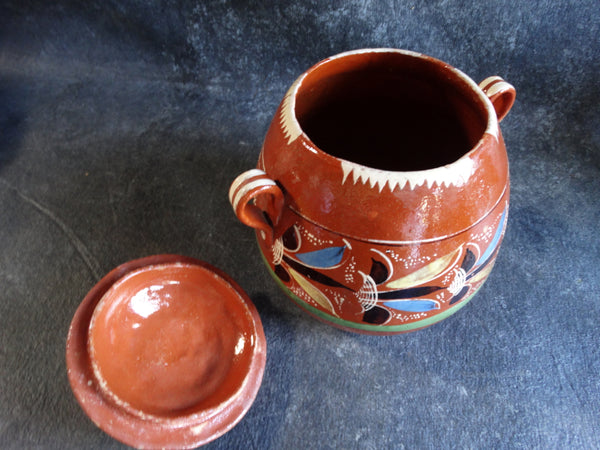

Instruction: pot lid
[66,254,266,449]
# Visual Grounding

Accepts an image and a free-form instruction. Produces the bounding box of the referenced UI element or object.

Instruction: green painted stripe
[260,249,481,333]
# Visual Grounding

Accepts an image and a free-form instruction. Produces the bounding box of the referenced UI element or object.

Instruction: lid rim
[66,254,266,449]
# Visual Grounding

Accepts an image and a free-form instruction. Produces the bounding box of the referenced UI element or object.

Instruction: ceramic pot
[230,49,515,334]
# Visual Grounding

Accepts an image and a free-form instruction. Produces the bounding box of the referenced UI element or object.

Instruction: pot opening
[295,51,489,172]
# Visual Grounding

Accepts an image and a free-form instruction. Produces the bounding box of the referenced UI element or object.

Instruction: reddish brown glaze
[230,49,515,334]
[66,255,266,449]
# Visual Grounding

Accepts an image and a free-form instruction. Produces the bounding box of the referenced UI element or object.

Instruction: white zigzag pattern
[279,79,304,145]
[341,157,475,192]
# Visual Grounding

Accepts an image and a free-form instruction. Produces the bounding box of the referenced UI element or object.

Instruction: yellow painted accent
[386,247,460,290]
[288,267,337,317]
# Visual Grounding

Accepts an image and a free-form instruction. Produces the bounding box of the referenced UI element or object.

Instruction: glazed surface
[89,263,251,417]
[234,49,513,333]
[66,256,266,449]
[258,192,508,332]
[259,50,509,243]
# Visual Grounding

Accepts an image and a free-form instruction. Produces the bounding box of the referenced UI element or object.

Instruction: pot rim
[279,48,500,184]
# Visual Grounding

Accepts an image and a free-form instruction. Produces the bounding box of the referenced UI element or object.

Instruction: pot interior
[295,51,489,172]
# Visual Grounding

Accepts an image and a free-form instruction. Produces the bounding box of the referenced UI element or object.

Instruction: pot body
[230,49,515,334]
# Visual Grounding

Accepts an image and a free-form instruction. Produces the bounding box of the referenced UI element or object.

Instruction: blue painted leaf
[295,245,346,268]
[383,299,440,312]
[282,256,349,289]
[478,208,507,266]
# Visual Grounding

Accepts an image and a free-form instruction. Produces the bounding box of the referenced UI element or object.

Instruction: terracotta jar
[230,49,515,334]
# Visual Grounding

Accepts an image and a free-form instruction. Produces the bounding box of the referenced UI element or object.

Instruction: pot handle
[479,76,516,122]
[229,169,284,244]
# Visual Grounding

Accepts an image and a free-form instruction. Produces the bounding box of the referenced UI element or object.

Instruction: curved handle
[479,76,516,122]
[229,169,284,244]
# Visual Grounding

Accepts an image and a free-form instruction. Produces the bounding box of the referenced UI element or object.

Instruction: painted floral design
[262,205,508,328]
